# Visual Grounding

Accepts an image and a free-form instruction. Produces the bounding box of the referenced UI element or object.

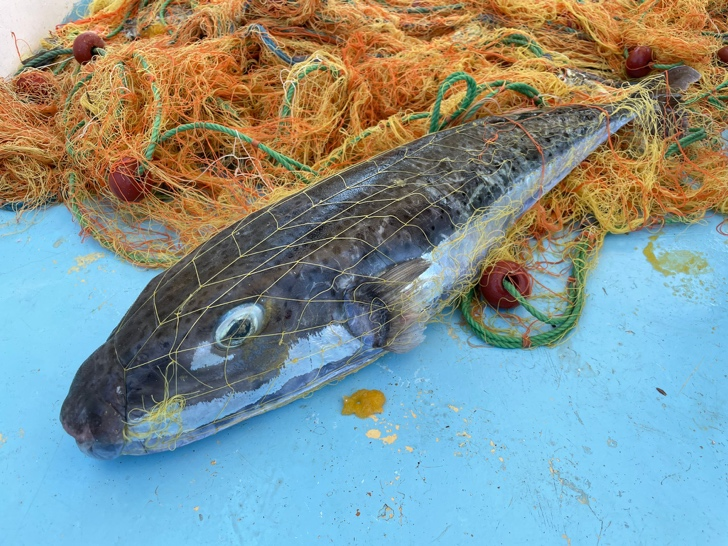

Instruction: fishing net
[3,0,728,344]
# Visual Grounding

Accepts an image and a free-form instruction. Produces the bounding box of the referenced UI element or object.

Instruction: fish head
[59,242,382,459]
[60,340,126,460]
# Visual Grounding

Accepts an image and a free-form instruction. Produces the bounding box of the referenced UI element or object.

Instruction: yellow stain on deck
[67,252,105,274]
[643,235,710,276]
[365,429,398,445]
[342,389,386,418]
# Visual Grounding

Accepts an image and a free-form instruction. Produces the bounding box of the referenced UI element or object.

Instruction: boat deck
[2,205,726,544]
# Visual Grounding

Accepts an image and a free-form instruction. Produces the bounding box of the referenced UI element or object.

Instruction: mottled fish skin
[60,70,694,459]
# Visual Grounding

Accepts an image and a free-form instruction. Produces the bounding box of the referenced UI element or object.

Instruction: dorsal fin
[345,258,430,354]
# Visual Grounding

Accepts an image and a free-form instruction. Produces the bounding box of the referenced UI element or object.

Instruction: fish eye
[215,304,265,349]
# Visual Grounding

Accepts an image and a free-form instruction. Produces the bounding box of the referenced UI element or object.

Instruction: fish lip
[60,403,125,460]
[60,341,127,460]
[63,424,125,460]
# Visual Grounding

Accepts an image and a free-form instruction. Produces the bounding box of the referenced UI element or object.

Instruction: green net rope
[460,236,592,349]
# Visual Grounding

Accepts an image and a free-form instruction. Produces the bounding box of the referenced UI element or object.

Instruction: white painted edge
[1,0,81,77]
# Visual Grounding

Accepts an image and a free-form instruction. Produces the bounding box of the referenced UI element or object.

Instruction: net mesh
[3,0,728,337]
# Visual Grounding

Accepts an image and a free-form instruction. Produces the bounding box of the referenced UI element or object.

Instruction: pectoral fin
[345,258,430,354]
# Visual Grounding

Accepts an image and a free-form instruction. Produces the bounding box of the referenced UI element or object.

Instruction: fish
[60,67,699,459]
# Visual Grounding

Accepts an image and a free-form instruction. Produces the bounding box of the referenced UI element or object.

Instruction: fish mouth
[60,342,126,460]
[61,415,124,460]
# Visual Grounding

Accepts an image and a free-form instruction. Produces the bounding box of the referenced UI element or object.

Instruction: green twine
[429,72,480,133]
[499,34,545,58]
[467,81,543,122]
[214,97,244,120]
[64,74,94,113]
[664,127,708,157]
[52,57,74,75]
[155,122,318,174]
[321,71,542,167]
[651,62,684,70]
[65,121,87,157]
[159,0,175,26]
[683,77,728,111]
[63,74,94,159]
[134,53,165,165]
[115,62,131,120]
[707,97,728,110]
[661,77,728,156]
[67,53,314,181]
[106,0,138,39]
[461,238,590,349]
[701,31,728,39]
[429,73,543,132]
[16,48,73,75]
[281,64,339,118]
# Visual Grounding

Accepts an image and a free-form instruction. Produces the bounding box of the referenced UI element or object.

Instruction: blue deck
[1,205,726,544]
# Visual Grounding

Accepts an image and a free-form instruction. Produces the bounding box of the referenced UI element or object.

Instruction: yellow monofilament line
[124,394,187,445]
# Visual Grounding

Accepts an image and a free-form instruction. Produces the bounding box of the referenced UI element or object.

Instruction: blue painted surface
[1,205,726,545]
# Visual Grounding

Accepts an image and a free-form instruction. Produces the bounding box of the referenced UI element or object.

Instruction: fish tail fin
[642,66,700,114]
[630,66,701,141]
[658,66,701,95]
[640,66,699,111]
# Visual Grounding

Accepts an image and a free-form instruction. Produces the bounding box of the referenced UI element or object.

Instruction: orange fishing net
[2,0,728,269]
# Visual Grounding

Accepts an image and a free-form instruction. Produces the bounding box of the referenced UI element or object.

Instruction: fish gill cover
[2,0,727,342]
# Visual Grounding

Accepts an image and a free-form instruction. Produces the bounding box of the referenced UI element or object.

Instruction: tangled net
[2,0,728,342]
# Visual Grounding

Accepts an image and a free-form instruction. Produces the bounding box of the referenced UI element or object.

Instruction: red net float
[72,32,106,64]
[108,158,152,202]
[478,260,533,310]
[625,46,653,78]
